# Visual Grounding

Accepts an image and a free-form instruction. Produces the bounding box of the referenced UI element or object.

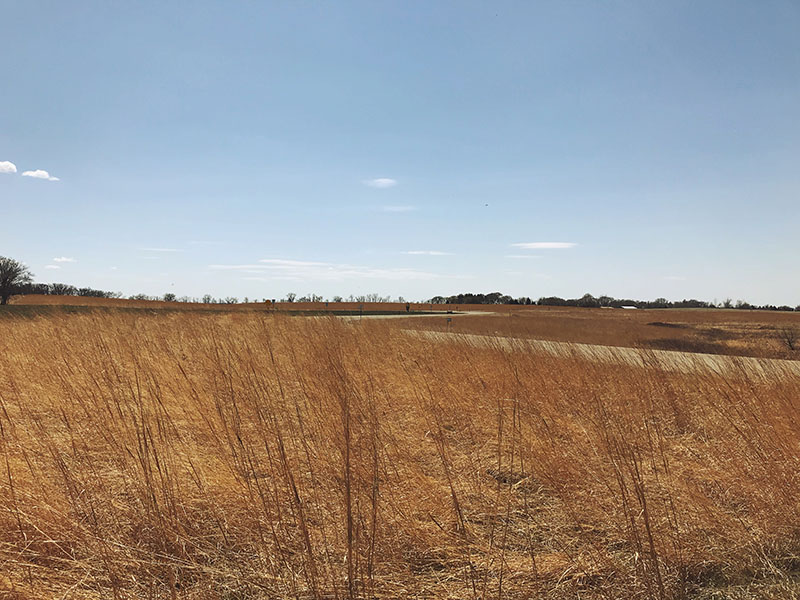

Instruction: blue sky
[2,1,799,304]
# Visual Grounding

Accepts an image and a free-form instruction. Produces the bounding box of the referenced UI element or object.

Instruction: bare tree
[0,257,33,305]
[50,283,77,295]
[777,326,798,352]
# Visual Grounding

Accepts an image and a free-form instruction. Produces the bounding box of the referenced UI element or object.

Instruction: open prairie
[12,296,800,360]
[402,306,800,360]
[5,0,799,597]
[2,306,800,598]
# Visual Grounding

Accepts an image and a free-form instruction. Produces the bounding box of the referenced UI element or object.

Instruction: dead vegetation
[404,306,800,360]
[1,309,800,598]
[777,326,799,353]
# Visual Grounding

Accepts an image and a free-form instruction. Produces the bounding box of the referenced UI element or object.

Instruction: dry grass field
[2,306,800,598]
[404,306,800,360]
[14,296,799,359]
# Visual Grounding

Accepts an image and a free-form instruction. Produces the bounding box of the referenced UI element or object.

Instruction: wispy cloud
[505,254,541,259]
[44,264,60,270]
[403,250,453,256]
[663,275,686,281]
[53,256,76,263]
[0,161,17,174]
[22,169,59,181]
[363,178,397,189]
[382,205,416,213]
[259,259,329,267]
[210,258,441,282]
[140,247,183,252]
[511,242,577,249]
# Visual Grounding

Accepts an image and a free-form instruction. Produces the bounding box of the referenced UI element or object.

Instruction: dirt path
[407,330,800,379]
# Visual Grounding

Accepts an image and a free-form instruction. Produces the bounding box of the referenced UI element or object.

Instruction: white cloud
[403,250,453,256]
[22,169,59,181]
[364,178,398,188]
[382,205,417,213]
[663,275,686,281]
[259,259,329,267]
[53,256,76,263]
[0,161,17,174]
[511,242,577,249]
[140,247,183,252]
[505,254,542,259]
[44,264,61,270]
[210,258,441,282]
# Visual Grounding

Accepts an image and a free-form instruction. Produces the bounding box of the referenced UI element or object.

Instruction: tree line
[0,257,411,305]
[7,281,410,306]
[429,292,535,305]
[429,292,800,311]
[16,281,123,299]
[2,257,798,311]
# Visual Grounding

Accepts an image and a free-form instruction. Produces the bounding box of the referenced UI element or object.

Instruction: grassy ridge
[1,311,800,598]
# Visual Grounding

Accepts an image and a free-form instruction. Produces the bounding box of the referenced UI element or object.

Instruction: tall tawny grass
[1,310,799,598]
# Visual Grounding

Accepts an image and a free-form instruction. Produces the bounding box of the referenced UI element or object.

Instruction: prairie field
[404,306,800,360]
[2,307,800,598]
[13,296,800,359]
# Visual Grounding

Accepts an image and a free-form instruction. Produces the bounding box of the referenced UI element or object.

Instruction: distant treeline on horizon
[430,292,799,312]
[12,282,799,312]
